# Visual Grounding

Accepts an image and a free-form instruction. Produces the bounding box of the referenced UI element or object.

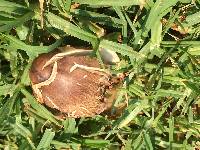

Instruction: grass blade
[36,129,55,150]
[21,88,61,126]
[72,0,146,6]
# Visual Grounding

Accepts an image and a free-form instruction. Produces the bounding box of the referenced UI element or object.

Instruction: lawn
[0,0,200,149]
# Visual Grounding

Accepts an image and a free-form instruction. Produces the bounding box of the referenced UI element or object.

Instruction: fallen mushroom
[29,46,122,118]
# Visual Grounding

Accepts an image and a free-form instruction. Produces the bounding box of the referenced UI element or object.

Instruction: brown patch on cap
[29,50,109,118]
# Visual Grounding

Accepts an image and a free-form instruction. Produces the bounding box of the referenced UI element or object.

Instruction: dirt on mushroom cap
[29,50,110,118]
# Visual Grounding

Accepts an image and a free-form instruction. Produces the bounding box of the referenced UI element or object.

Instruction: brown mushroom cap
[29,50,109,118]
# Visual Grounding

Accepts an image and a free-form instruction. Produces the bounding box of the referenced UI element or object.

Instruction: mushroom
[29,46,122,118]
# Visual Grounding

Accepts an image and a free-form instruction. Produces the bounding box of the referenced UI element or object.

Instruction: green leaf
[0,0,26,9]
[162,76,185,85]
[188,46,200,56]
[21,88,61,126]
[183,11,200,27]
[1,34,62,59]
[16,25,29,41]
[0,84,17,96]
[143,132,153,150]
[82,139,110,148]
[20,63,31,86]
[51,0,71,12]
[99,39,146,63]
[0,11,34,32]
[45,12,98,46]
[129,83,146,98]
[113,6,127,39]
[51,140,79,150]
[155,89,186,98]
[72,0,146,6]
[132,132,143,149]
[0,91,18,125]
[150,19,162,57]
[118,100,149,128]
[36,129,55,150]
[168,116,174,149]
[62,118,77,134]
[143,0,179,37]
[71,9,123,27]
[11,122,36,149]
[8,47,18,78]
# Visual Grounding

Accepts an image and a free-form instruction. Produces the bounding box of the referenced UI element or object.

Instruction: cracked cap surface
[29,50,109,118]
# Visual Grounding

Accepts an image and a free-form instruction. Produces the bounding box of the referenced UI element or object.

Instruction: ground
[0,0,200,149]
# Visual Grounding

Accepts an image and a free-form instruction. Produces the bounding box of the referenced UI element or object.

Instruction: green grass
[0,0,200,149]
